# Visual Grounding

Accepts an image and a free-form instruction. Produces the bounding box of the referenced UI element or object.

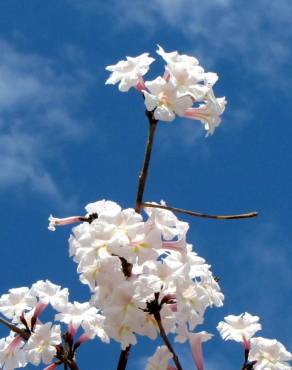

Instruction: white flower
[108,227,161,264]
[175,281,209,330]
[55,301,98,330]
[0,334,27,370]
[157,45,199,67]
[146,345,172,370]
[184,90,226,136]
[249,337,292,370]
[25,322,61,365]
[85,199,121,219]
[31,280,68,310]
[78,252,124,291]
[143,77,193,122]
[81,314,109,343]
[144,201,189,241]
[105,53,154,92]
[199,271,224,308]
[217,312,261,343]
[0,287,37,321]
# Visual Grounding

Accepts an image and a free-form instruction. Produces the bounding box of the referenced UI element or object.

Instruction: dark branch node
[78,212,98,224]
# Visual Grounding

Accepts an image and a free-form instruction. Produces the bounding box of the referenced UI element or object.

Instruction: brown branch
[154,311,183,370]
[117,111,158,370]
[117,345,132,370]
[142,202,258,220]
[135,111,158,213]
[0,316,30,340]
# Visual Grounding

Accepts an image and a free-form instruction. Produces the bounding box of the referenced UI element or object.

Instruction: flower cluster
[66,199,223,366]
[0,280,108,370]
[106,46,226,135]
[217,312,292,369]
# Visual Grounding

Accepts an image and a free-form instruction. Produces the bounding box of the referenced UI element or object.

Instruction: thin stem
[117,112,158,370]
[240,348,256,370]
[0,316,30,340]
[142,202,258,220]
[154,311,183,370]
[135,111,158,213]
[117,345,132,370]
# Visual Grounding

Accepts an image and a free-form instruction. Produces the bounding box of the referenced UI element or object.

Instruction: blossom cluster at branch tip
[68,199,223,355]
[217,313,292,369]
[105,46,227,135]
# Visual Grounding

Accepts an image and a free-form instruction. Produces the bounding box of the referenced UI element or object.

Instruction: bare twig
[154,311,183,370]
[142,202,258,220]
[0,316,30,340]
[117,345,132,370]
[117,111,158,370]
[135,111,158,213]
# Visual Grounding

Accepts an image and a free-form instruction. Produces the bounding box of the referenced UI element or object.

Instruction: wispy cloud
[232,221,292,341]
[0,39,92,206]
[71,0,292,85]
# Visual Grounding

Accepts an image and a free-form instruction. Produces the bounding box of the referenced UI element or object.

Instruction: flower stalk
[142,202,258,220]
[117,110,158,370]
[153,311,182,370]
[135,110,158,213]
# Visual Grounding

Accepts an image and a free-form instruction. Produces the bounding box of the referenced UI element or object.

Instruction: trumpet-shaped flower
[249,337,292,370]
[143,77,193,122]
[184,90,226,135]
[0,287,37,321]
[157,45,199,68]
[217,312,261,344]
[189,331,213,370]
[144,201,189,241]
[25,322,61,365]
[55,301,98,330]
[0,334,27,370]
[105,53,154,92]
[81,314,109,343]
[31,280,68,310]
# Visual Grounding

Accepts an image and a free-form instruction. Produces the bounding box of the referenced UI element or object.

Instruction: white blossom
[157,45,199,67]
[249,337,292,370]
[175,281,209,330]
[85,199,121,219]
[25,322,61,365]
[55,301,98,330]
[0,334,27,370]
[105,53,154,92]
[143,77,193,122]
[31,280,68,310]
[0,287,37,321]
[217,312,261,343]
[184,90,226,135]
[81,314,109,343]
[144,202,189,241]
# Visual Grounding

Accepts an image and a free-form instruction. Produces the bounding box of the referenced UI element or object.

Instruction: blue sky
[0,0,292,369]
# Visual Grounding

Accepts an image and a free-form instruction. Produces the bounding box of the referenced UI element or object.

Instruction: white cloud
[233,221,292,339]
[71,0,292,85]
[0,39,92,206]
